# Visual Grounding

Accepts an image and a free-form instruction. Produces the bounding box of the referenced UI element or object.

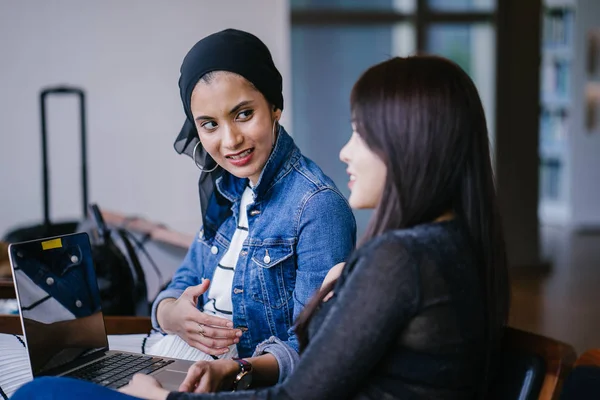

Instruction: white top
[202,186,253,320]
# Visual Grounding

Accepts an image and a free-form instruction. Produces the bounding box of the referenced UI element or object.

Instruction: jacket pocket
[250,244,296,309]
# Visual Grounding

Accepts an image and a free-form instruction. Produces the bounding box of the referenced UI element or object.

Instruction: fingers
[179,360,235,394]
[130,373,147,385]
[195,372,214,393]
[186,321,241,352]
[183,279,211,303]
[119,373,162,395]
[196,322,242,340]
[179,362,208,392]
[323,291,334,302]
[197,312,235,329]
[198,335,237,351]
[321,262,345,289]
[178,372,195,392]
[188,337,232,356]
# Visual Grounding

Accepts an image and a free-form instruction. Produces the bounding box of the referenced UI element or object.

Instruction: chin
[349,194,377,210]
[348,196,365,210]
[221,150,269,182]
[224,164,262,181]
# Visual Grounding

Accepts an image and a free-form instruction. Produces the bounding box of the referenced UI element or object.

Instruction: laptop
[8,232,194,391]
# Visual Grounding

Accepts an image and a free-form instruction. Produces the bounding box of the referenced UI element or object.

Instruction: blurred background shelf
[538,0,575,226]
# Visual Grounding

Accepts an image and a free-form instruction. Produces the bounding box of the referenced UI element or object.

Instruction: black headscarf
[173,28,284,225]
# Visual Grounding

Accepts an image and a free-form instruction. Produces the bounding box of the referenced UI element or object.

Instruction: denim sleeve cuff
[252,336,300,383]
[150,288,185,332]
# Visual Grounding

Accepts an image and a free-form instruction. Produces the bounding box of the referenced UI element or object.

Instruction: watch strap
[233,358,252,373]
[232,358,253,391]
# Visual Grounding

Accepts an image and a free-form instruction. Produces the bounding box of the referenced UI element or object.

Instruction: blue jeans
[12,377,139,400]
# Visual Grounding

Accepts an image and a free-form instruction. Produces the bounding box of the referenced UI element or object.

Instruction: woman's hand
[179,359,240,393]
[322,262,345,302]
[157,279,242,356]
[322,262,345,289]
[119,374,169,400]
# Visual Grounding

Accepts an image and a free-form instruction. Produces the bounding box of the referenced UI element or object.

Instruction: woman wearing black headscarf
[9,28,356,398]
[145,28,356,390]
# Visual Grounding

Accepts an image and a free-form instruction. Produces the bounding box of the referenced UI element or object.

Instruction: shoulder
[339,231,423,309]
[369,220,462,252]
[275,150,353,219]
[286,150,342,194]
[354,231,415,267]
[294,187,354,237]
[293,154,349,203]
[352,221,464,271]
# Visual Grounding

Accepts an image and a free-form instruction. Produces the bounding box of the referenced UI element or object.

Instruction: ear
[272,107,282,122]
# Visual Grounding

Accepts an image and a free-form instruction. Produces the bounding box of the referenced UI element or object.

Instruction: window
[291,1,496,234]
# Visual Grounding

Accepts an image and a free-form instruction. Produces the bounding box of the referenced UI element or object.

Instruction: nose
[222,124,243,149]
[339,139,351,164]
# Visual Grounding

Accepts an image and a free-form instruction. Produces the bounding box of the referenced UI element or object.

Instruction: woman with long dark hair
[13,55,509,400]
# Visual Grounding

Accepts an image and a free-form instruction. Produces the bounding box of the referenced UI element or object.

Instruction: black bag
[3,86,89,243]
[87,204,149,316]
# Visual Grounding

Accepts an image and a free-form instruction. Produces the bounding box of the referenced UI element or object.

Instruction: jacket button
[263,255,271,264]
[240,250,248,257]
[75,300,83,308]
[71,255,79,263]
[46,277,55,286]
[249,210,261,216]
[233,288,243,294]
[236,326,249,332]
[211,246,218,255]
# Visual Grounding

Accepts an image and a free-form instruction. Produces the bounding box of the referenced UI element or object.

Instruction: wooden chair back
[490,326,577,400]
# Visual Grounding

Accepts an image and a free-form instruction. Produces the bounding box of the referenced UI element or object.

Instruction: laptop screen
[9,232,108,376]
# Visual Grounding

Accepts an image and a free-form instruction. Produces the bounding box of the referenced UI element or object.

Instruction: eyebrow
[194,100,254,121]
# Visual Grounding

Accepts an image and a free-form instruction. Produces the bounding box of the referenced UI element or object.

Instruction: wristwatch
[232,358,253,391]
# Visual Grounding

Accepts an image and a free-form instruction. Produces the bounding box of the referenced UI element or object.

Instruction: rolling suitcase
[3,87,149,315]
[3,86,89,243]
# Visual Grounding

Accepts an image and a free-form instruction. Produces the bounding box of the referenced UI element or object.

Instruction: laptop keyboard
[65,353,175,389]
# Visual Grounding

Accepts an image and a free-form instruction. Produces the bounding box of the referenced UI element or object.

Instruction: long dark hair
[295,55,508,391]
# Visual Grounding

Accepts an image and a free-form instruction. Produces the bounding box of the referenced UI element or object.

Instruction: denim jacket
[151,127,356,381]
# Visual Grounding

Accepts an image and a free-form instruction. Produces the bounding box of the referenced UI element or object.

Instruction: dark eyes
[201,121,217,130]
[237,109,254,120]
[199,109,254,131]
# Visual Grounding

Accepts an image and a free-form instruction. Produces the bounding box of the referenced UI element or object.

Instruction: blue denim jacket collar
[214,125,297,205]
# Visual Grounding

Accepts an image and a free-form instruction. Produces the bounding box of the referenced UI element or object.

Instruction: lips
[225,148,255,167]
[347,172,356,190]
[226,148,254,160]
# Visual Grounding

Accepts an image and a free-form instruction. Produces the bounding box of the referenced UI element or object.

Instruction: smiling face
[190,71,281,184]
[339,127,387,209]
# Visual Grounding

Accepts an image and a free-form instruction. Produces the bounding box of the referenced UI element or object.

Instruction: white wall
[0,0,290,237]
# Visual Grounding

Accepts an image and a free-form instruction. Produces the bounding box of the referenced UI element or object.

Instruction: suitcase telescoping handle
[40,86,88,228]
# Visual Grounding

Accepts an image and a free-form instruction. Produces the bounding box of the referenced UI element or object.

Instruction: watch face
[236,372,252,390]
